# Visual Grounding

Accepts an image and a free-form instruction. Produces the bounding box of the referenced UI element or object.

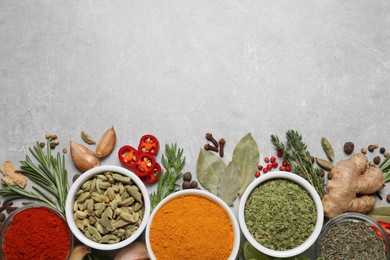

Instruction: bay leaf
[233,133,260,196]
[196,149,226,195]
[217,160,241,206]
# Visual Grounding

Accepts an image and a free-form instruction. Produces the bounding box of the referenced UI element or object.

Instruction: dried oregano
[244,179,316,251]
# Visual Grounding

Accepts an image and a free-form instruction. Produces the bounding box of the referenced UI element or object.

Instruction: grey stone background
[1,0,390,258]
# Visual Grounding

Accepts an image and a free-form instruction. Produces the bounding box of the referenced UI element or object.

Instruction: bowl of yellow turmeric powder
[145,189,240,260]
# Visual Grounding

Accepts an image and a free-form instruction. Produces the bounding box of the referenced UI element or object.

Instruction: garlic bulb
[96,126,116,158]
[70,141,100,171]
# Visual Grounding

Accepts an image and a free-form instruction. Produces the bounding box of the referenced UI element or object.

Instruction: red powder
[3,207,71,260]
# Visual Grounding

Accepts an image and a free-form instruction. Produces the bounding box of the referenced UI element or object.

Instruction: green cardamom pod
[316,158,333,171]
[81,130,96,145]
[321,137,334,162]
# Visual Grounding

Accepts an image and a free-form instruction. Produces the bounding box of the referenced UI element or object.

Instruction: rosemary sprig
[0,141,69,213]
[379,156,390,182]
[271,130,325,199]
[150,143,185,209]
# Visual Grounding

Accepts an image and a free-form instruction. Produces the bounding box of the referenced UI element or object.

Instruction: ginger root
[0,161,27,188]
[322,153,384,219]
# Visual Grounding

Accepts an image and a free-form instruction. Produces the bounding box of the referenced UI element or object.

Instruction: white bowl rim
[65,165,151,250]
[238,171,324,258]
[145,189,240,260]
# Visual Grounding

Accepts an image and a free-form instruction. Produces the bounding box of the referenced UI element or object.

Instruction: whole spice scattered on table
[320,221,386,260]
[0,141,69,213]
[244,179,316,251]
[149,195,234,260]
[3,206,71,260]
[271,130,325,198]
[197,133,259,205]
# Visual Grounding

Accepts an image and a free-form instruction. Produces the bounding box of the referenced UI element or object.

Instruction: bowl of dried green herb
[238,171,324,258]
[316,212,389,260]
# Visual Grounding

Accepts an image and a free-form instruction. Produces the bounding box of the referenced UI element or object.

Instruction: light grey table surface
[1,1,390,259]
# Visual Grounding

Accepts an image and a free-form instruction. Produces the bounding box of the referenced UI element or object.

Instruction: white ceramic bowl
[145,189,240,260]
[65,165,151,250]
[238,171,324,258]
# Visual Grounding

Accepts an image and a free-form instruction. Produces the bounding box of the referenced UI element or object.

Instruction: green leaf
[217,161,241,206]
[243,241,272,260]
[196,149,226,195]
[233,133,259,196]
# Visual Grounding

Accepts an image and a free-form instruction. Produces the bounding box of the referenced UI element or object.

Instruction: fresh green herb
[271,130,325,198]
[320,221,386,260]
[150,143,185,209]
[244,179,317,251]
[379,155,390,182]
[0,141,69,213]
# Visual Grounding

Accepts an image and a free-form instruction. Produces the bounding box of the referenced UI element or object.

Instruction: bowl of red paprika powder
[0,204,72,260]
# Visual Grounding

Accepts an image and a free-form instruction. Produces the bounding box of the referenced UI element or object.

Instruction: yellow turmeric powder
[149,195,234,260]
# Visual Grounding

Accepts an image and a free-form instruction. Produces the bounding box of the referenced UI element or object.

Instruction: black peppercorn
[344,142,354,154]
[368,145,375,152]
[182,181,191,189]
[183,172,192,182]
[387,194,390,203]
[380,147,386,154]
[73,174,80,183]
[190,181,198,189]
[373,156,381,165]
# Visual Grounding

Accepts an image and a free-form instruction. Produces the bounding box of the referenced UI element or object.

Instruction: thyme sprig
[271,130,325,199]
[150,143,185,209]
[0,141,69,213]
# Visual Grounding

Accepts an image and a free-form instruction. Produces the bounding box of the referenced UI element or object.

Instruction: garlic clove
[114,242,149,260]
[96,126,116,158]
[69,245,91,260]
[70,141,100,172]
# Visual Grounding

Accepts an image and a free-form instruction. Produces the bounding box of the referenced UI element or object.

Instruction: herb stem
[150,143,185,209]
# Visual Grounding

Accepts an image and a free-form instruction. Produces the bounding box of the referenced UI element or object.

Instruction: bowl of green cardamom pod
[65,165,151,250]
[238,171,324,258]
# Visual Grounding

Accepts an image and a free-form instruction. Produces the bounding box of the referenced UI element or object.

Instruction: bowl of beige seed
[65,165,150,250]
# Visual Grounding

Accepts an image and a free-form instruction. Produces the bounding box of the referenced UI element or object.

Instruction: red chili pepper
[376,221,390,240]
[141,162,162,184]
[138,135,159,156]
[133,152,156,177]
[118,146,139,169]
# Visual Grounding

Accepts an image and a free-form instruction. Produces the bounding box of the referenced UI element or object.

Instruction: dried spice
[320,221,386,260]
[321,137,334,161]
[244,179,316,251]
[344,142,355,154]
[73,171,145,244]
[233,133,260,196]
[3,207,71,259]
[0,161,27,188]
[149,195,234,260]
